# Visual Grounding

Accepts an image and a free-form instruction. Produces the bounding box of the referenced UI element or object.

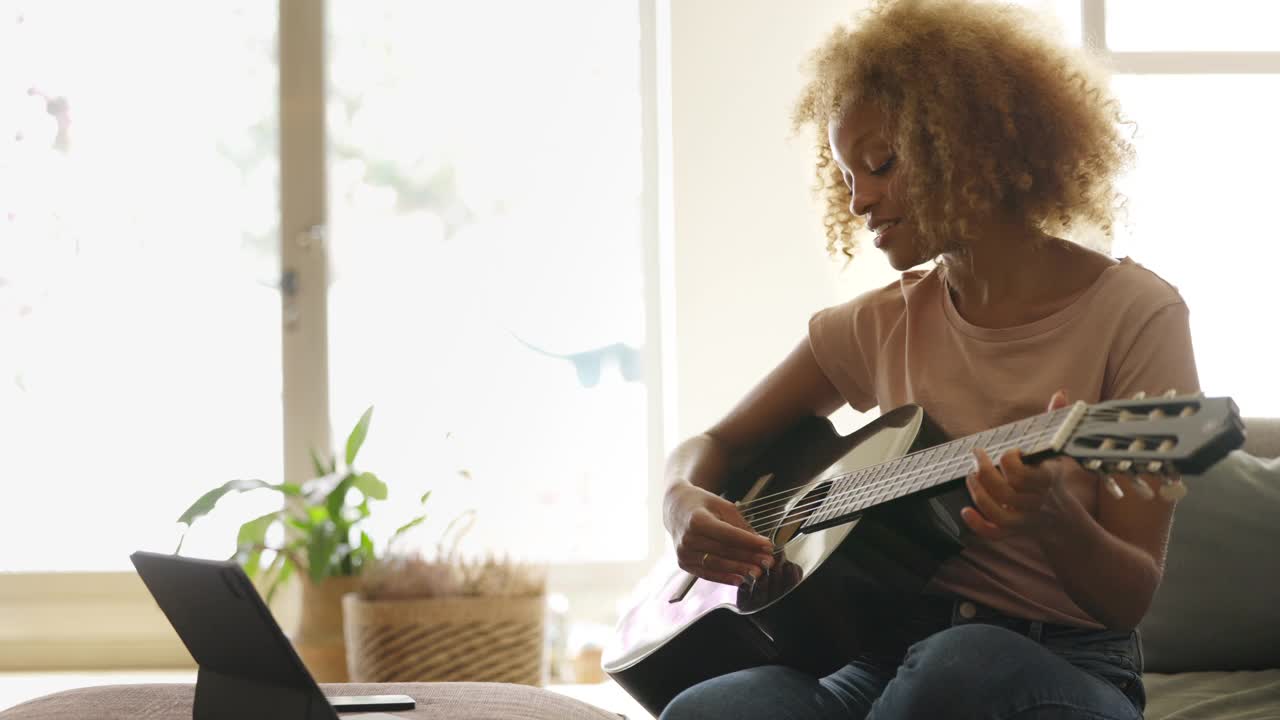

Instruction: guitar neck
[802,403,1084,531]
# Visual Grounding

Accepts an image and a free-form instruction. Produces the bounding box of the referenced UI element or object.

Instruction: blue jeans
[659,596,1145,720]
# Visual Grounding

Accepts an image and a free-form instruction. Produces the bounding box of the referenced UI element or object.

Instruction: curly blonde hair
[793,0,1134,261]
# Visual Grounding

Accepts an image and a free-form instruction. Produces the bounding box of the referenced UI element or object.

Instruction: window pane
[326,1,649,564]
[1111,75,1280,417]
[1107,1,1280,51]
[1,2,282,571]
[1009,0,1082,47]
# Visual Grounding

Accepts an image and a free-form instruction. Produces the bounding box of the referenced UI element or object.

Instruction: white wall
[664,0,895,442]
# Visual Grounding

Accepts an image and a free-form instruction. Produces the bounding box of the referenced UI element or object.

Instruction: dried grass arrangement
[357,551,546,601]
[356,509,546,600]
[342,511,550,684]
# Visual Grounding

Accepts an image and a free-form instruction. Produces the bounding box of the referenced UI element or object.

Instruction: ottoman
[0,682,624,720]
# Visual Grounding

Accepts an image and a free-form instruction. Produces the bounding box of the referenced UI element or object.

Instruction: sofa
[4,420,1277,720]
[1138,417,1280,719]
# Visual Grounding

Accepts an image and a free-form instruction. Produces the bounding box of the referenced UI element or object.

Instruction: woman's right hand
[664,483,776,586]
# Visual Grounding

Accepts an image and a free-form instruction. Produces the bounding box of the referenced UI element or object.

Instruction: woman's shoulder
[1095,256,1188,311]
[839,266,940,312]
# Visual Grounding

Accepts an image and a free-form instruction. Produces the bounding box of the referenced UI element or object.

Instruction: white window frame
[0,0,667,671]
[1080,0,1280,73]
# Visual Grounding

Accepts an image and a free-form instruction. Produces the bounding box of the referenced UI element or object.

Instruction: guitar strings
[741,428,1060,532]
[739,403,1174,534]
[734,414,1069,520]
[742,425,1059,527]
[731,405,1077,513]
[734,405,1147,522]
[737,426,1059,524]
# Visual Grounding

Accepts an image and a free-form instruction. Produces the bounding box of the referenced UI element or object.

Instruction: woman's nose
[850,185,876,216]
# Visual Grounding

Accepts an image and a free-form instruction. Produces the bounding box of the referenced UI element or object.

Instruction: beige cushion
[0,682,623,720]
[1144,670,1280,720]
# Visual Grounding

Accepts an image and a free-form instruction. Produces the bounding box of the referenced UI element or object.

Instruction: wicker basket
[342,593,546,685]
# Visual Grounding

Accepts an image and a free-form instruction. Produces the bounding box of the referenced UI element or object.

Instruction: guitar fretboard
[800,405,1078,531]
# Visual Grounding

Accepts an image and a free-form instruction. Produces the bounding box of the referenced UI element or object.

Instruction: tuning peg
[1180,406,1195,417]
[1131,391,1147,400]
[1099,439,1117,451]
[1102,475,1125,499]
[1085,459,1104,471]
[1115,459,1133,473]
[1128,475,1156,500]
[1145,460,1163,474]
[1163,388,1178,398]
[1159,479,1188,501]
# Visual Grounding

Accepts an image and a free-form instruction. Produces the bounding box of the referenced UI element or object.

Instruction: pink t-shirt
[808,257,1200,627]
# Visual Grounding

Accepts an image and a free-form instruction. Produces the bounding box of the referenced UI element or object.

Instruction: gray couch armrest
[1242,417,1280,459]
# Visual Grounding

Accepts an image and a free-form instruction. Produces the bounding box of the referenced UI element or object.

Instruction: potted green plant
[175,406,429,681]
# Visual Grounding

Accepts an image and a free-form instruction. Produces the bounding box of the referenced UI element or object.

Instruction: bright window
[1017,1,1280,417]
[1111,74,1280,417]
[2,0,659,671]
[1011,0,1083,45]
[0,1,282,571]
[324,0,651,564]
[1106,1,1280,51]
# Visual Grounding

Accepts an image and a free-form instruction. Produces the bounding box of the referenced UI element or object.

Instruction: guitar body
[602,405,972,717]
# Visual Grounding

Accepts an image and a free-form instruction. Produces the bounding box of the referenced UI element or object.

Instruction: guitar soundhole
[769,480,833,545]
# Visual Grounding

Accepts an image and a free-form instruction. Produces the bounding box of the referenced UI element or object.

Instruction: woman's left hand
[960,390,1099,541]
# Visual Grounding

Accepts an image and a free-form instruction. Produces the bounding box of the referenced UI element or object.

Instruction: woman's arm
[664,337,846,586]
[964,302,1201,629]
[1038,467,1169,630]
[1073,300,1200,627]
[964,418,1170,630]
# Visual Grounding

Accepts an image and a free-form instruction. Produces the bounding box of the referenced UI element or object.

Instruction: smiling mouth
[873,220,900,247]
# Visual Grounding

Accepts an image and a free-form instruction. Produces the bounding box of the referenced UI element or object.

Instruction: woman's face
[827,104,928,270]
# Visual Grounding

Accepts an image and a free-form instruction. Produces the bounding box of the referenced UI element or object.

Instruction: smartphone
[328,694,417,712]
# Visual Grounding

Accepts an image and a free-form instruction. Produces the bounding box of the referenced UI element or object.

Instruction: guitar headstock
[1063,393,1245,499]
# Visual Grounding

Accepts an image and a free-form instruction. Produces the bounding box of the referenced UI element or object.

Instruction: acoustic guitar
[602,394,1245,717]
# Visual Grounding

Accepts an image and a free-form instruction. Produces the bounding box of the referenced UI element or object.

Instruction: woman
[659,1,1198,718]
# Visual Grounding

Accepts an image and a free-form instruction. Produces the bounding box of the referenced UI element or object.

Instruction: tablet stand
[193,666,334,720]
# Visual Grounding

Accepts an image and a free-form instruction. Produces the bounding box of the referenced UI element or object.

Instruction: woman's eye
[870,155,896,176]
